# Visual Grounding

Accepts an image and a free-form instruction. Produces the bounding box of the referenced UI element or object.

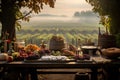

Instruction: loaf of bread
[0,53,8,61]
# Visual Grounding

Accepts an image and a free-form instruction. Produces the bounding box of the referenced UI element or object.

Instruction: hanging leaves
[15,21,22,31]
[19,0,56,14]
[15,0,56,21]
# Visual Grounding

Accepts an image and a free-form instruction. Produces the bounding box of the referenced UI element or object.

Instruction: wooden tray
[76,59,93,63]
[0,61,7,64]
[24,59,75,63]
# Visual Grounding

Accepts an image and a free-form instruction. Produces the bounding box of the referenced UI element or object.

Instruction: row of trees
[74,11,98,17]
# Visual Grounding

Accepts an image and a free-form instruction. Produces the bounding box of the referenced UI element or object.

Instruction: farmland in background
[16,24,105,47]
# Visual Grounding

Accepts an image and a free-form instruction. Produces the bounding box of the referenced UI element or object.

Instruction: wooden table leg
[20,69,29,80]
[91,68,98,80]
[30,68,38,80]
[103,66,119,80]
[20,68,38,80]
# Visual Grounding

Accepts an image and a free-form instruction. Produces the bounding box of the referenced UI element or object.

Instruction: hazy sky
[22,0,96,24]
[38,0,93,16]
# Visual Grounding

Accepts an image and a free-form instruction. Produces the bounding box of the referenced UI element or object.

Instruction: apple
[7,56,13,62]
[12,52,20,58]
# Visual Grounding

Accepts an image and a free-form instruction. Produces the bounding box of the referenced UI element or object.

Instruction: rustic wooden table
[0,57,120,80]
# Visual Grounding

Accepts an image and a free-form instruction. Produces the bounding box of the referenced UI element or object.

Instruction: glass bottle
[7,43,14,56]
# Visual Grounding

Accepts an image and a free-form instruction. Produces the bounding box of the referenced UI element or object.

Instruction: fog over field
[21,11,101,28]
[19,0,102,29]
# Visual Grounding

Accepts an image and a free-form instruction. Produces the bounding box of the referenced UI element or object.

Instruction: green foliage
[86,0,120,34]
[99,16,111,34]
[15,21,22,31]
[86,0,120,15]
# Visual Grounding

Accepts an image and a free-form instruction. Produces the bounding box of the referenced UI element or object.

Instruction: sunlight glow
[40,0,92,16]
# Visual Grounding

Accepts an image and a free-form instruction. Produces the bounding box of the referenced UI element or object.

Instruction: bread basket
[101,48,120,59]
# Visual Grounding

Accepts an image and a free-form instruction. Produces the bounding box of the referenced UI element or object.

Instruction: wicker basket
[98,34,116,48]
[49,36,65,51]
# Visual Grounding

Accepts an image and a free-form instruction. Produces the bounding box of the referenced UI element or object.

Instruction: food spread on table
[0,36,119,63]
[0,43,91,62]
[0,44,120,63]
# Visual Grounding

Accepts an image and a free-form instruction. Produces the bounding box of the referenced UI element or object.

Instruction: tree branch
[16,10,32,20]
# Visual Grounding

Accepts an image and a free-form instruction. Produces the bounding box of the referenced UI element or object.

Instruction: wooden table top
[0,56,120,69]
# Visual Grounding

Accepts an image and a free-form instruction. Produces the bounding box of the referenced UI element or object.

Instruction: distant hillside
[35,14,67,17]
[74,11,99,17]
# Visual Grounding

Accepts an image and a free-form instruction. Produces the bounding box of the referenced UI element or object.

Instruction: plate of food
[24,55,75,63]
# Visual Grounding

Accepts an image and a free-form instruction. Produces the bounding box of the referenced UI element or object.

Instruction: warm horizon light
[37,0,93,17]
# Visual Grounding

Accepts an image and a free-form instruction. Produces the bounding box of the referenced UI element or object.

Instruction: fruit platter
[0,43,91,63]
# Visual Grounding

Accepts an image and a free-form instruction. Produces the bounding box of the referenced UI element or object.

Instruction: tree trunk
[1,0,16,41]
[109,13,120,35]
